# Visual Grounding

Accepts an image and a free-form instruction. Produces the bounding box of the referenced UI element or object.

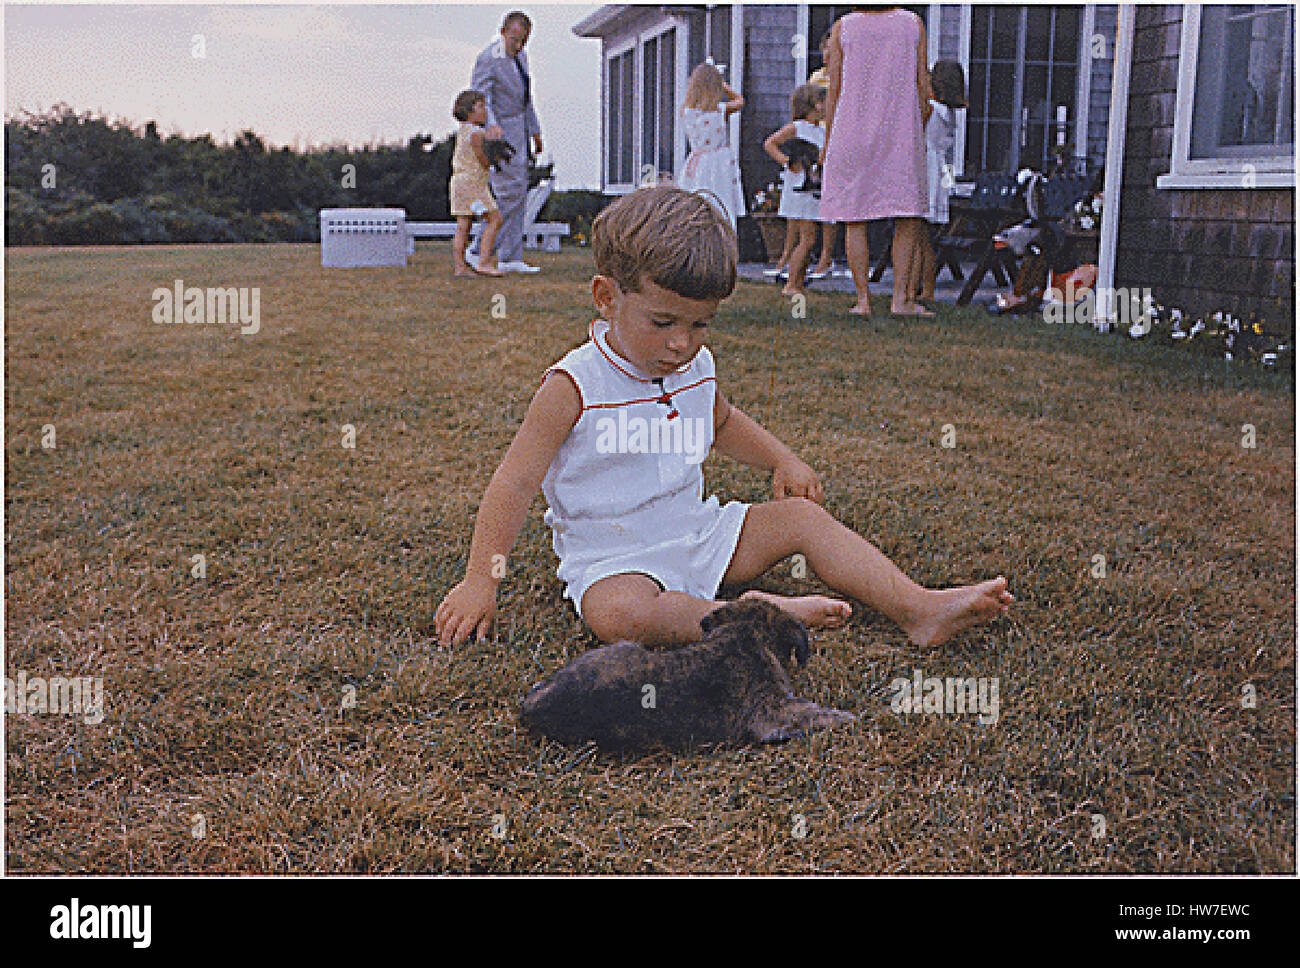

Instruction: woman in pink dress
[820,6,933,317]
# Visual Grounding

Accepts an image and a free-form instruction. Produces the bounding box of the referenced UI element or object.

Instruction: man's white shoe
[500,260,541,273]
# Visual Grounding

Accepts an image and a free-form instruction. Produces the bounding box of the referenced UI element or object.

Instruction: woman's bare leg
[890,218,933,315]
[844,221,872,315]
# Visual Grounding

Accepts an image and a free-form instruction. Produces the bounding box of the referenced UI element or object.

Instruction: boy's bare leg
[724,498,1012,648]
[580,572,847,647]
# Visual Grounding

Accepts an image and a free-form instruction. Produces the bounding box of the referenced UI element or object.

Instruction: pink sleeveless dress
[819,9,928,222]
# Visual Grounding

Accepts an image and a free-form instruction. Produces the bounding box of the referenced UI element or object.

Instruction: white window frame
[638,19,684,187]
[1157,3,1295,190]
[604,17,688,195]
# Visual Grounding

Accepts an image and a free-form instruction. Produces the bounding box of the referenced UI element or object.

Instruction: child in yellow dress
[450,90,504,278]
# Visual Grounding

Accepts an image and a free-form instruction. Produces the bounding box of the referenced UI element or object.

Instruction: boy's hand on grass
[435,576,496,646]
[773,458,823,503]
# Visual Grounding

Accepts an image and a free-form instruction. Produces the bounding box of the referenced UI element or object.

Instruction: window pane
[1193,5,1295,157]
[991,5,1019,60]
[985,121,1013,172]
[968,61,989,122]
[620,51,635,183]
[643,36,658,171]
[1026,6,1051,62]
[1054,7,1081,62]
[659,30,676,175]
[971,5,990,61]
[709,5,732,73]
[608,55,621,183]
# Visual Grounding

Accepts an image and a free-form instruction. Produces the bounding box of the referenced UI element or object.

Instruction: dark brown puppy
[519,598,855,754]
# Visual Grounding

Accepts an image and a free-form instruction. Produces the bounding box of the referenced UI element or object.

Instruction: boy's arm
[436,371,581,645]
[712,390,824,503]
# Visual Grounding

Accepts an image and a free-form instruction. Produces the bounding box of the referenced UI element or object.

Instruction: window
[641,27,677,180]
[606,22,681,191]
[806,5,929,75]
[1160,4,1294,188]
[607,46,635,187]
[966,4,1081,173]
[689,5,732,76]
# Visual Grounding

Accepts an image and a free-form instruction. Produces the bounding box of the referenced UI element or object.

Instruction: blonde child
[450,90,504,278]
[910,60,968,302]
[764,84,828,298]
[679,64,746,227]
[435,185,1012,649]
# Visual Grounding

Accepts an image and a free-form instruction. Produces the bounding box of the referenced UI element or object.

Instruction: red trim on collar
[590,319,693,383]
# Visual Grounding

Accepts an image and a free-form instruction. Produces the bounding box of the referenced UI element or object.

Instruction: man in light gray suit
[468,10,544,274]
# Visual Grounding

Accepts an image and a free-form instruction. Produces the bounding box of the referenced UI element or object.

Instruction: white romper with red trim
[541,320,750,620]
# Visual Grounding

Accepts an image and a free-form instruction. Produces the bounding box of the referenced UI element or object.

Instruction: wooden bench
[405,178,570,253]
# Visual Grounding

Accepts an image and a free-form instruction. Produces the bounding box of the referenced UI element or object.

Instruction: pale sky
[3,1,606,189]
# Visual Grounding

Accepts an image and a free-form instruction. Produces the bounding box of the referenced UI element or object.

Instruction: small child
[763,84,828,297]
[436,185,1012,649]
[450,89,504,278]
[911,60,967,302]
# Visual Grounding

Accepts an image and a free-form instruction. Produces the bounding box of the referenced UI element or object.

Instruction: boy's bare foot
[454,268,477,277]
[740,589,852,629]
[904,577,1013,648]
[781,285,807,297]
[475,263,504,277]
[849,301,873,317]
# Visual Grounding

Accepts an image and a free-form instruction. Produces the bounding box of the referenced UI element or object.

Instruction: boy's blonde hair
[592,186,738,301]
[683,63,729,111]
[790,83,826,120]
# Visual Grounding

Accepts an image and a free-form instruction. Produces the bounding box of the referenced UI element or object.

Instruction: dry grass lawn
[4,241,1295,873]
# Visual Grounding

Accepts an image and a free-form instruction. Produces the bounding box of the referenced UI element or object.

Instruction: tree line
[5,104,582,245]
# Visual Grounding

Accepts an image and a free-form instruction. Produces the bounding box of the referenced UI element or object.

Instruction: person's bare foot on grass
[475,262,504,277]
[781,285,807,298]
[740,589,852,629]
[849,300,873,317]
[454,267,477,277]
[890,301,935,317]
[903,577,1013,648]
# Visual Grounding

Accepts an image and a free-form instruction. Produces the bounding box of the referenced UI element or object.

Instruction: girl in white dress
[679,63,746,228]
[763,84,828,296]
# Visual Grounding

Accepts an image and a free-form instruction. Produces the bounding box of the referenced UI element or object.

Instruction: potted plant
[750,182,785,260]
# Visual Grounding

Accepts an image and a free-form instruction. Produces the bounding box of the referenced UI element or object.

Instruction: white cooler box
[320,208,408,267]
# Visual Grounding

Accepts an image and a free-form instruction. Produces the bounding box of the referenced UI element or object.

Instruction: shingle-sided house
[573,3,1295,329]
[1113,4,1294,326]
[572,4,1120,196]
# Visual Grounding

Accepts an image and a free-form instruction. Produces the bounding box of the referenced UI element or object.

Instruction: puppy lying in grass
[519,598,855,754]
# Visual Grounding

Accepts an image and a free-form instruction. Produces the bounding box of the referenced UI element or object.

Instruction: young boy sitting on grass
[436,185,1012,648]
